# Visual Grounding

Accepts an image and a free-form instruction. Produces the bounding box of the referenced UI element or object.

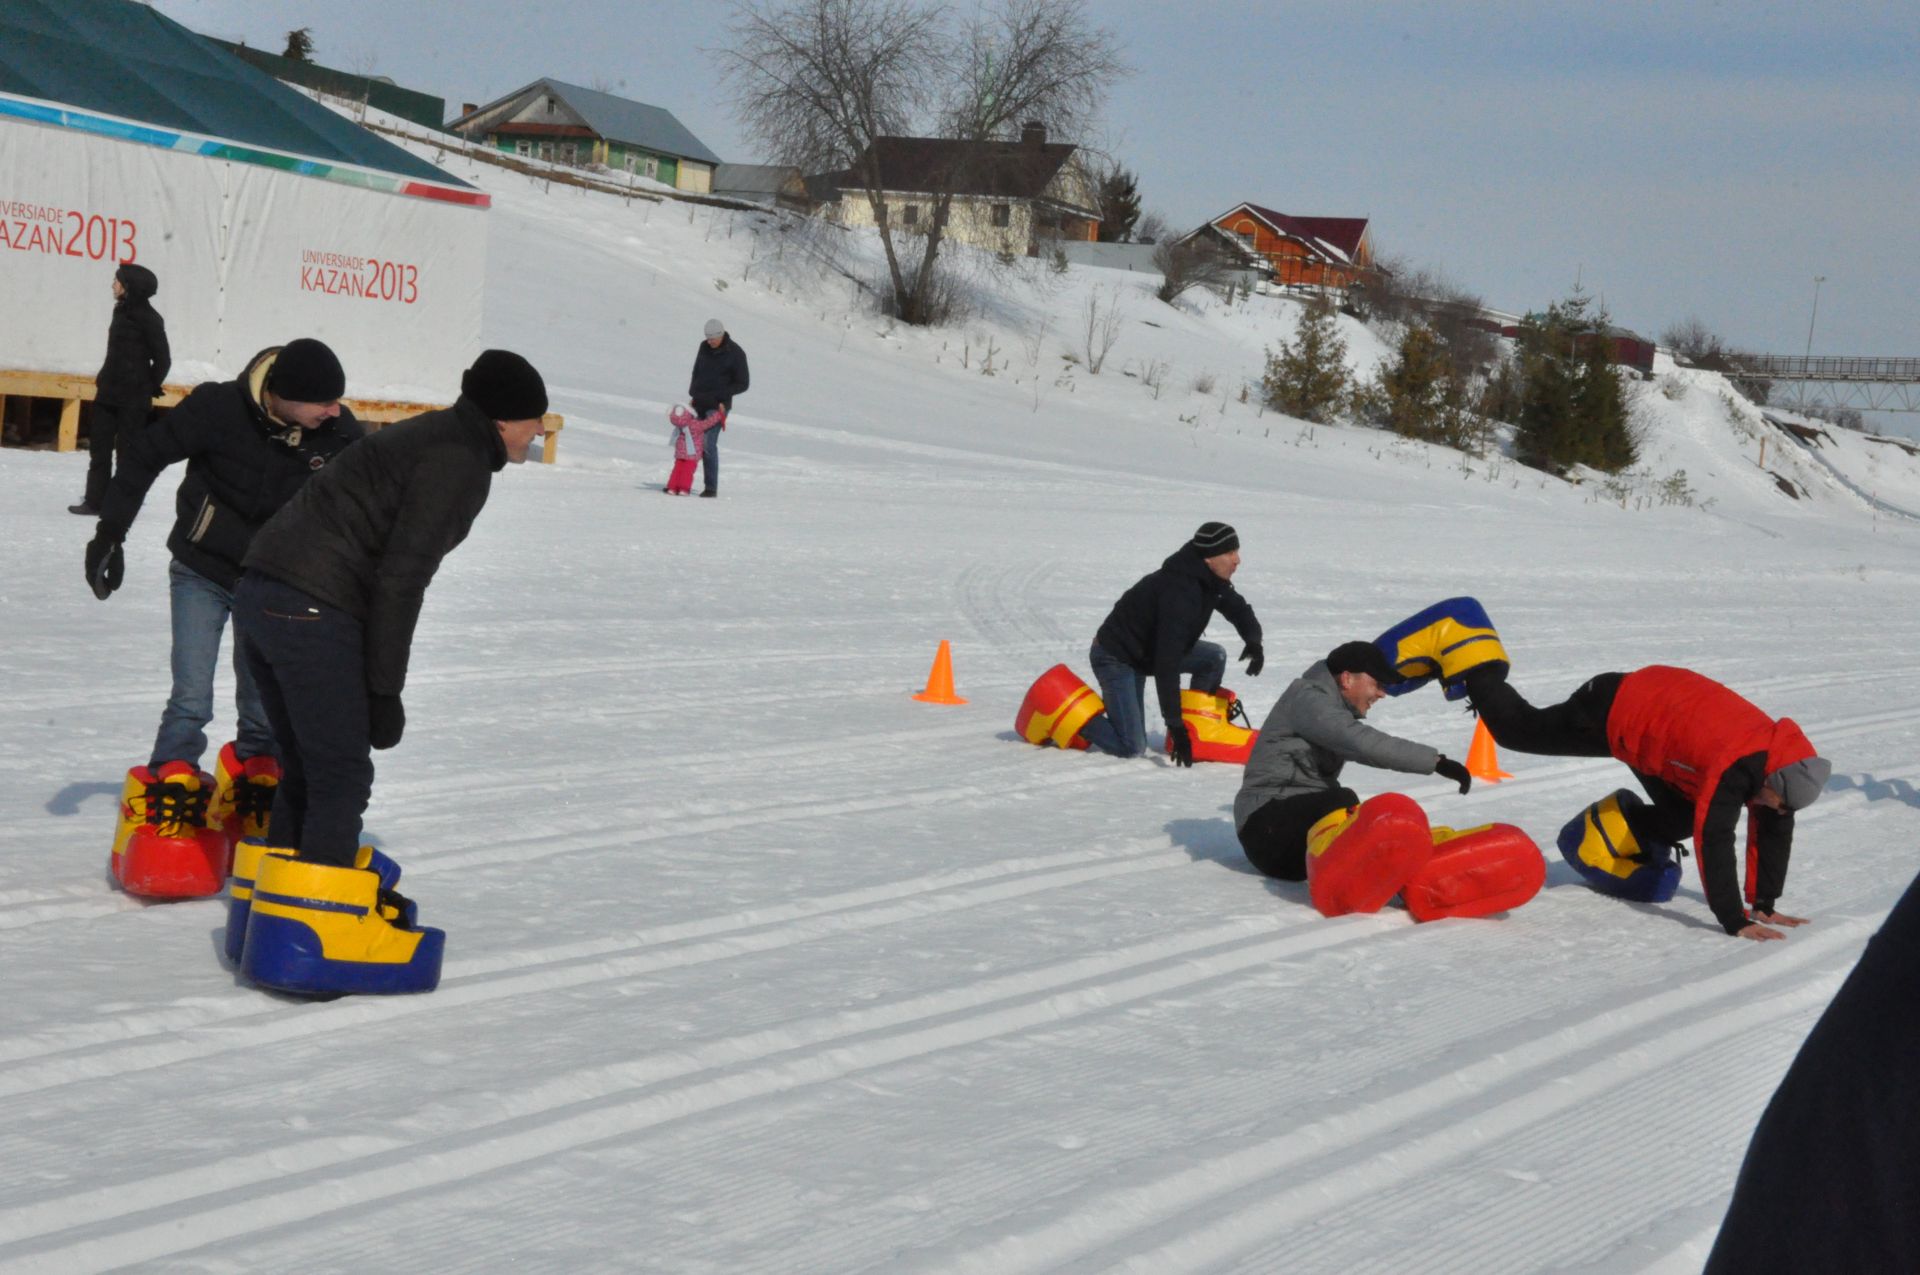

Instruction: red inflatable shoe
[1162,687,1259,764]
[1305,793,1433,917]
[209,742,280,853]
[1015,664,1106,750]
[1403,823,1545,922]
[113,761,231,899]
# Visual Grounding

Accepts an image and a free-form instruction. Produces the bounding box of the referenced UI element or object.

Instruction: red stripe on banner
[401,182,492,208]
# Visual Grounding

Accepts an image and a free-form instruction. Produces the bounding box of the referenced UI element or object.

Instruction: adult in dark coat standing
[1082,522,1264,764]
[232,349,548,866]
[85,339,361,772]
[1704,867,1920,1272]
[687,318,748,496]
[1464,664,1829,939]
[72,263,170,515]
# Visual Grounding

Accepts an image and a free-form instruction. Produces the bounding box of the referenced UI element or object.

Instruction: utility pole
[1804,275,1826,362]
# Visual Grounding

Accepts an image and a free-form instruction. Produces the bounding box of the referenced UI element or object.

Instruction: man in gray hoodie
[1234,641,1473,881]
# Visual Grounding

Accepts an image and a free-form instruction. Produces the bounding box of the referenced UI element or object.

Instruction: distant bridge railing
[1717,354,1920,413]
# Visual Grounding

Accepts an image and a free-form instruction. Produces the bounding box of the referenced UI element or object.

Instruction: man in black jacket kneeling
[232,349,548,867]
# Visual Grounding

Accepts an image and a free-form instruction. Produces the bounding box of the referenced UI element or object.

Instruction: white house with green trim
[449,80,721,194]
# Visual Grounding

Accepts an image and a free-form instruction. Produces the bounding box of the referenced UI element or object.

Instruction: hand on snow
[1735,921,1788,942]
[1167,723,1194,768]
[1753,909,1810,928]
[85,529,124,601]
[1238,642,1264,678]
[369,693,406,750]
[1433,756,1472,794]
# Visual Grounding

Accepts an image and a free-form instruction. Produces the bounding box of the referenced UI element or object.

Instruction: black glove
[368,694,406,750]
[1434,756,1472,794]
[1239,641,1264,678]
[85,528,124,601]
[1168,722,1194,768]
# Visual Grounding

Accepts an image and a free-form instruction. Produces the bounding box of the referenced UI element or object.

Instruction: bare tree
[1133,209,1170,245]
[1660,315,1724,364]
[1152,235,1238,304]
[1082,286,1124,372]
[720,0,1126,325]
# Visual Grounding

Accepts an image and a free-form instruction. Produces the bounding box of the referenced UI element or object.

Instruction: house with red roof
[1192,203,1375,292]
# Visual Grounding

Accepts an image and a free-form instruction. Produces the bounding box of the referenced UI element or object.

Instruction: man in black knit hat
[232,349,548,869]
[85,339,361,834]
[1080,521,1264,764]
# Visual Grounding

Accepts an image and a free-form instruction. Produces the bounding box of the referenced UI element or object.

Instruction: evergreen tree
[283,27,315,62]
[1511,287,1637,473]
[1096,167,1141,243]
[1263,293,1350,424]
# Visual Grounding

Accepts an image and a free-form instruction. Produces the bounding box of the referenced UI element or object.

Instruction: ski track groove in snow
[903,918,1869,1275]
[0,913,1394,1271]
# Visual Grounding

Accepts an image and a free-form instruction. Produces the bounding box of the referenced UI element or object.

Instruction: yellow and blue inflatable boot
[1372,596,1508,701]
[1016,664,1106,750]
[208,742,281,854]
[224,841,401,965]
[1557,790,1682,903]
[241,854,443,995]
[1161,687,1259,764]
[112,761,231,899]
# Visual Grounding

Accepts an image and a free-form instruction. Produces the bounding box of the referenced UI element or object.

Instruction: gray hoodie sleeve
[1291,689,1441,775]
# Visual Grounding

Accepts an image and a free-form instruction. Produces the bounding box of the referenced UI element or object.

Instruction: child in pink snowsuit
[665,405,724,494]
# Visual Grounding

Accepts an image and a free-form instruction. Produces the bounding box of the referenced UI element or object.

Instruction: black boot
[68,501,99,516]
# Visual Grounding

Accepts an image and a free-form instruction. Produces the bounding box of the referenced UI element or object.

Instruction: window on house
[903,205,919,226]
[539,142,554,162]
[644,157,659,179]
[515,140,531,157]
[992,203,1011,228]
[559,143,577,165]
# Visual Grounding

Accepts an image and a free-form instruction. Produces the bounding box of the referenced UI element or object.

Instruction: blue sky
[147,0,1916,369]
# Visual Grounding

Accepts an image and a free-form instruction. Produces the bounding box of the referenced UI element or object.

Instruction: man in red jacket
[1463,664,1831,940]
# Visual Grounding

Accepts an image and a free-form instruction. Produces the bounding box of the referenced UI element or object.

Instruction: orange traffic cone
[912,640,968,705]
[1465,717,1513,782]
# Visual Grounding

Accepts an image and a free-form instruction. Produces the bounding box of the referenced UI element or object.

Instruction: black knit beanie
[1326,640,1402,686]
[462,349,548,420]
[1190,521,1240,556]
[265,338,346,403]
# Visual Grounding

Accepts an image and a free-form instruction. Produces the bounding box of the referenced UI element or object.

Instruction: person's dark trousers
[1705,867,1920,1273]
[692,398,724,493]
[230,572,373,867]
[83,400,147,509]
[1465,668,1623,756]
[1237,787,1359,881]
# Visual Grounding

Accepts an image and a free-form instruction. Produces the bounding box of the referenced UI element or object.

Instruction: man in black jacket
[86,339,360,778]
[71,263,170,516]
[231,349,548,867]
[688,318,748,497]
[1082,522,1264,765]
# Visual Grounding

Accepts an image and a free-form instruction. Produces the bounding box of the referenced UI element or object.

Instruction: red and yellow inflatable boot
[110,761,231,899]
[1015,664,1106,750]
[1161,687,1259,764]
[1305,793,1434,917]
[240,853,444,996]
[208,742,281,853]
[1403,822,1545,921]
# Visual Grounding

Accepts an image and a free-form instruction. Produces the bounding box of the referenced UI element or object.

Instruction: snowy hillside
[3,116,1919,1274]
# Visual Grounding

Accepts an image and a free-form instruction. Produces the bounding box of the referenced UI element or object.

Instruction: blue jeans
[232,573,375,866]
[700,421,721,492]
[149,560,273,769]
[1080,639,1227,758]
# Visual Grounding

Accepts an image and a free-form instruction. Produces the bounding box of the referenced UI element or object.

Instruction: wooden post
[1758,437,1768,468]
[540,412,564,465]
[57,398,81,451]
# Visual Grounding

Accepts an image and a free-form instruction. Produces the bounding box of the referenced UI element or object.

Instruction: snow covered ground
[3,129,1918,1273]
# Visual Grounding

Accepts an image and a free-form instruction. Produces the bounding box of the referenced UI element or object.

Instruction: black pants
[231,573,373,867]
[1238,787,1358,882]
[84,399,146,508]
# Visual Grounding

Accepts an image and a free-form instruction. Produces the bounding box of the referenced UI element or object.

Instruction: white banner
[0,114,485,402]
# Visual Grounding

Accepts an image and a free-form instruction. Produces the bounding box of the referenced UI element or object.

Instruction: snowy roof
[1223,204,1371,264]
[0,0,470,187]
[451,79,721,166]
[849,136,1093,210]
[713,163,804,197]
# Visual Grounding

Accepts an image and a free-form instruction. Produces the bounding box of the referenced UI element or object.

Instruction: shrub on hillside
[1262,293,1351,424]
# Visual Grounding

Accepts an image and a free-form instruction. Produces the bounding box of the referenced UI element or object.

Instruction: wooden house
[449,79,720,194]
[1192,202,1375,292]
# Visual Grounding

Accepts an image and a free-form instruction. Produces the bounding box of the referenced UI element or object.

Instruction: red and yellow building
[1199,202,1375,291]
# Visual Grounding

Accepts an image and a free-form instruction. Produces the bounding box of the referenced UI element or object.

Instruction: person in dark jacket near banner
[1235,642,1472,880]
[687,318,748,496]
[1081,522,1264,764]
[1463,663,1830,939]
[1704,867,1920,1273]
[232,349,548,870]
[71,263,170,516]
[86,339,361,781]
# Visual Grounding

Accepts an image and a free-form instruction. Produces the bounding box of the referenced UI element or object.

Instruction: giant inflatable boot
[1373,597,1509,701]
[224,841,402,965]
[1161,687,1259,764]
[1305,793,1434,917]
[1557,789,1682,903]
[111,761,231,899]
[1403,823,1546,921]
[1016,664,1106,750]
[241,854,443,995]
[208,742,281,854]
